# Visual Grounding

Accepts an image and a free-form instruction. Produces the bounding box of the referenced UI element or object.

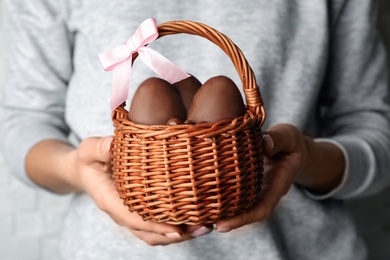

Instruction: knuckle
[95,198,107,212]
[94,193,109,213]
[262,199,274,220]
[77,140,92,161]
[77,138,99,161]
[130,225,142,232]
[146,240,160,247]
[262,206,272,220]
[101,163,112,173]
[77,147,88,162]
[143,237,162,246]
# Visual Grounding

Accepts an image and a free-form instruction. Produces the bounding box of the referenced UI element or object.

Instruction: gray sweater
[2,0,390,259]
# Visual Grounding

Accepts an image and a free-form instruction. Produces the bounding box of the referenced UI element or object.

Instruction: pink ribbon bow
[99,18,190,111]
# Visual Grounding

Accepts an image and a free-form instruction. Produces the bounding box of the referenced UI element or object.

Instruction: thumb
[99,136,113,163]
[262,133,275,157]
[101,136,114,154]
[79,136,113,163]
[262,124,302,157]
[262,131,287,158]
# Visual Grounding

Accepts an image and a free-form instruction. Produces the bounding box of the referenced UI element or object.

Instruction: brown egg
[187,75,246,124]
[172,75,202,113]
[129,77,186,125]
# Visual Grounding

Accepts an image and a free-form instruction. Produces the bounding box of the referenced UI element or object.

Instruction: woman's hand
[74,137,213,246]
[27,137,212,246]
[215,123,345,233]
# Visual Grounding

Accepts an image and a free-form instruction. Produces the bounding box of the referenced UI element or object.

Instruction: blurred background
[0,2,72,260]
[0,1,390,259]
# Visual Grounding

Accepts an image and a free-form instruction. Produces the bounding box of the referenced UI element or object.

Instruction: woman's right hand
[71,136,213,246]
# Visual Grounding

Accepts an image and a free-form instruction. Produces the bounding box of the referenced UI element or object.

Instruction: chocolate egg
[187,75,246,123]
[129,77,186,125]
[172,75,202,113]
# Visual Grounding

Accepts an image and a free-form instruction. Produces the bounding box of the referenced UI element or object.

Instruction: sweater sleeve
[316,0,390,199]
[0,0,73,188]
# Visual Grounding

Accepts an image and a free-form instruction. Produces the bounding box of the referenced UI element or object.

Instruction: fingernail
[263,134,274,150]
[165,232,182,239]
[215,226,232,233]
[102,136,113,153]
[191,226,212,237]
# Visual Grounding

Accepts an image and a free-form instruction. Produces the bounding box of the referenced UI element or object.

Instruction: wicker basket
[111,20,266,225]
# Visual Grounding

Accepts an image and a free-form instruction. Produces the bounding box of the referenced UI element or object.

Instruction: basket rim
[113,104,264,139]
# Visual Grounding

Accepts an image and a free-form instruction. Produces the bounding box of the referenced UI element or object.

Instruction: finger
[145,220,185,239]
[216,171,286,233]
[132,230,188,246]
[263,124,302,157]
[215,159,295,232]
[132,223,214,246]
[98,181,212,240]
[95,181,186,237]
[184,224,213,238]
[215,199,270,233]
[80,138,187,241]
[78,136,113,164]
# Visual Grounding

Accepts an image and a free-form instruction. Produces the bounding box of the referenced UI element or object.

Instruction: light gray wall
[0,1,71,259]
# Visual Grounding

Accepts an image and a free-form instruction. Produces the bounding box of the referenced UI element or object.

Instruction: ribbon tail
[110,60,132,111]
[138,47,190,84]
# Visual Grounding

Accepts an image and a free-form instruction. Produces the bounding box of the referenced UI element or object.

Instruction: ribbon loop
[125,37,137,52]
[99,18,190,111]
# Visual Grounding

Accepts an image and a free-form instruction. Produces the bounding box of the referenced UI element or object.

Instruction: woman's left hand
[215,123,345,233]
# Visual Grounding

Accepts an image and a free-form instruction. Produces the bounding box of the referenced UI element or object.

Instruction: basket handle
[156,20,265,119]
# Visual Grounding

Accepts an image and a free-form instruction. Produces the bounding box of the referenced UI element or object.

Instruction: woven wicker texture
[111,20,266,225]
